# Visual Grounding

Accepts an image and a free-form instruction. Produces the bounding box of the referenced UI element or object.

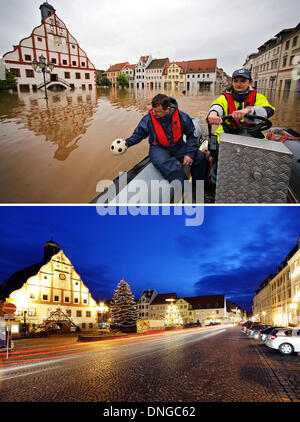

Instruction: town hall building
[0,238,98,336]
[3,2,97,93]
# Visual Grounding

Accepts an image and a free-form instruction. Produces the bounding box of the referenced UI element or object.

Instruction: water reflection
[7,90,98,161]
[0,86,299,203]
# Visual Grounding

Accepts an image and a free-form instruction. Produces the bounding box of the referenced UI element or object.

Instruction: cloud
[0,0,298,73]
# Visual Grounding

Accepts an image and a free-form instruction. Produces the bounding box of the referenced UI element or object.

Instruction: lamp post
[96,302,108,329]
[23,310,28,337]
[32,54,54,99]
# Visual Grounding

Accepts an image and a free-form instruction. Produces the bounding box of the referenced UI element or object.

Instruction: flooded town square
[0,86,299,203]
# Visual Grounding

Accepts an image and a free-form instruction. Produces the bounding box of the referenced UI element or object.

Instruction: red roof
[163,59,217,74]
[106,62,129,72]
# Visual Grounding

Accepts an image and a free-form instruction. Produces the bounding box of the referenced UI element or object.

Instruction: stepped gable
[0,238,61,301]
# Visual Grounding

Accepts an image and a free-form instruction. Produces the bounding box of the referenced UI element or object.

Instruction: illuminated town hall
[0,238,98,335]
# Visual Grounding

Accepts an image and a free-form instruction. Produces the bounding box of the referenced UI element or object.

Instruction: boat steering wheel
[222,114,272,136]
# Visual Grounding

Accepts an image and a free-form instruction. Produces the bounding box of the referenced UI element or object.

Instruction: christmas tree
[110,279,137,332]
[165,300,183,327]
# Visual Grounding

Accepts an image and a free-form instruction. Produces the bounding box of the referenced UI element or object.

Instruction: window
[74,298,79,303]
[82,323,86,329]
[86,311,91,317]
[64,72,70,79]
[285,40,290,50]
[83,299,87,304]
[25,69,34,78]
[25,54,31,61]
[62,59,67,65]
[72,61,77,66]
[85,73,90,79]
[51,58,57,64]
[54,295,59,301]
[75,73,81,79]
[81,62,86,67]
[292,36,298,47]
[10,68,20,77]
[282,57,287,67]
[37,37,42,42]
[77,310,82,317]
[65,297,69,302]
[42,294,48,301]
[89,323,93,329]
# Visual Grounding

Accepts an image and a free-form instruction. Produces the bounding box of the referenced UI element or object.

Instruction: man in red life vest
[125,94,209,186]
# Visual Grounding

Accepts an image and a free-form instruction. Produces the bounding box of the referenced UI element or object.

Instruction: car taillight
[270,335,277,340]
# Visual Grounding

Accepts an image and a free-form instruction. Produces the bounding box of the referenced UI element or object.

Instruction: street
[0,325,299,403]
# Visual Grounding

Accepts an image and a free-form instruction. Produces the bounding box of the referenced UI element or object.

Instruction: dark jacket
[125,97,199,159]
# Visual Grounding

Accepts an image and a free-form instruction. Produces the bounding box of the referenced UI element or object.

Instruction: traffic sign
[2,303,17,314]
[4,314,15,320]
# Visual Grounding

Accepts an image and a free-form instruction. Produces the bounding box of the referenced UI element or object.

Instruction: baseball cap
[232,68,251,79]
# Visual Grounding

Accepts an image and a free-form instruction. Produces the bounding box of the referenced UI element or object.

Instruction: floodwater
[0,86,299,203]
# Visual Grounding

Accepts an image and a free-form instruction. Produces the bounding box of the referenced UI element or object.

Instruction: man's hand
[231,108,251,121]
[208,111,223,125]
[183,155,193,166]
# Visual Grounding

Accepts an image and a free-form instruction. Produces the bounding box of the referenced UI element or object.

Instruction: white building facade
[0,239,98,335]
[3,2,97,94]
[135,55,152,88]
[145,58,169,89]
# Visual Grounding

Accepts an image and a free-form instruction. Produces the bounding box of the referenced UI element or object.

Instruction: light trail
[0,326,228,374]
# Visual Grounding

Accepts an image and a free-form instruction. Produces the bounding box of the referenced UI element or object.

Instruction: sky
[0,0,298,75]
[0,205,300,312]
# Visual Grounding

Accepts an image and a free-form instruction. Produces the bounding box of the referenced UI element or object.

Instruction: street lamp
[23,310,28,336]
[32,54,54,99]
[96,302,108,329]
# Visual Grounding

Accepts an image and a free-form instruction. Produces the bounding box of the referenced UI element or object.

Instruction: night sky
[0,205,299,313]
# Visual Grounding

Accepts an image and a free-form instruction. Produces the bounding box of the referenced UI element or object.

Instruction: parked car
[241,322,252,334]
[251,325,269,340]
[184,322,202,328]
[247,324,267,337]
[265,327,300,355]
[259,326,285,342]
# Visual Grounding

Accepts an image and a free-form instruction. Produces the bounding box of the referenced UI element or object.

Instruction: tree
[0,69,17,91]
[97,75,112,86]
[110,279,137,332]
[116,72,129,88]
[165,301,182,327]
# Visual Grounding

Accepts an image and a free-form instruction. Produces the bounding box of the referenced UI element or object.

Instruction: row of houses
[105,56,229,90]
[243,22,300,92]
[252,235,300,327]
[0,237,244,338]
[137,289,245,326]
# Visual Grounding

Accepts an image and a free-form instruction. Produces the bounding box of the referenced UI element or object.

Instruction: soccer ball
[110,138,128,155]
